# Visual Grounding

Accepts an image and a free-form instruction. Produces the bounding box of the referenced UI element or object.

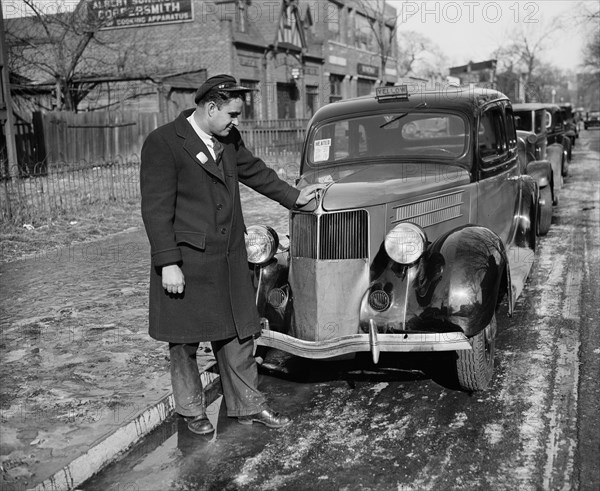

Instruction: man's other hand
[162,264,185,294]
[296,184,327,206]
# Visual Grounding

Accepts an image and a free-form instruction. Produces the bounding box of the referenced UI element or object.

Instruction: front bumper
[257,319,472,364]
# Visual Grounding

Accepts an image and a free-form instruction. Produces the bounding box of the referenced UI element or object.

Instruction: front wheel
[455,314,497,391]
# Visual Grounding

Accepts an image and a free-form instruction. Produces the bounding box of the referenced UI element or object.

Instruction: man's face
[208,98,243,137]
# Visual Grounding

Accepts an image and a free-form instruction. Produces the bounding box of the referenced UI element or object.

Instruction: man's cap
[195,74,253,104]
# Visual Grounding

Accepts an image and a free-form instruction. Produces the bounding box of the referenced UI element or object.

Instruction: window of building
[355,13,373,51]
[329,74,343,102]
[240,80,257,120]
[357,78,374,97]
[277,83,297,119]
[306,85,319,118]
[238,0,246,33]
[326,1,341,42]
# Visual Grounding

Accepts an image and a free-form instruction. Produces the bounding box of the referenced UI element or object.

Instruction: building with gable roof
[3,0,398,121]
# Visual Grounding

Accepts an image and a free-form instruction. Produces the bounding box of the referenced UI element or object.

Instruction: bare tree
[355,0,398,86]
[493,16,564,102]
[396,30,444,79]
[5,0,105,110]
[5,1,184,112]
[579,2,600,71]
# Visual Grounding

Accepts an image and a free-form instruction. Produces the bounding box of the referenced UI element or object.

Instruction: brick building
[448,59,497,87]
[5,0,398,121]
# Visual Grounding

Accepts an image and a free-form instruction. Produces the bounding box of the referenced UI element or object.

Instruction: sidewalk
[0,185,291,490]
[0,227,216,491]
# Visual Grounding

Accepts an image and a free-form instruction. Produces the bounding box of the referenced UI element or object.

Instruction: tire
[456,314,497,391]
[561,148,569,177]
[538,186,552,236]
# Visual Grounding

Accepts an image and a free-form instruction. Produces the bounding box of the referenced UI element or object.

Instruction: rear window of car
[307,112,468,166]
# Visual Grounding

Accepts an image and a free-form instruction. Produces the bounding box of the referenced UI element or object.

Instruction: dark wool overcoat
[140,109,300,343]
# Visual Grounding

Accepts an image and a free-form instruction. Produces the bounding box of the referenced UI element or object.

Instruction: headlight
[384,223,427,264]
[245,225,279,264]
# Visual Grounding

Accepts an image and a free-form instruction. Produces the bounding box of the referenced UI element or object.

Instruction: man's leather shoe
[238,408,291,428]
[185,415,214,435]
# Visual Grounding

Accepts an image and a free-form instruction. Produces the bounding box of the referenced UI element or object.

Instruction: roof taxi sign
[375,85,409,102]
[88,0,193,29]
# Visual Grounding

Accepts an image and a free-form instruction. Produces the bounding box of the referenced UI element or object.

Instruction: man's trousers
[168,336,266,417]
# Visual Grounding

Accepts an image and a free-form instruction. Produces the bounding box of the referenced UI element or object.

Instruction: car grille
[392,192,464,228]
[291,210,369,259]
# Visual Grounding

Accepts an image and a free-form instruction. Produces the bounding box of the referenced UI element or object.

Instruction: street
[82,129,600,491]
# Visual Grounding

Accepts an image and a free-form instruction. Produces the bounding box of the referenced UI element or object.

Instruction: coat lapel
[175,110,225,183]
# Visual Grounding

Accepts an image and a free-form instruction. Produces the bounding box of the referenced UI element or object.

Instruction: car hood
[298,163,471,211]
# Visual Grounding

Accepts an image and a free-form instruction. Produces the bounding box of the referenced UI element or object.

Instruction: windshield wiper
[379,102,428,129]
[380,112,407,129]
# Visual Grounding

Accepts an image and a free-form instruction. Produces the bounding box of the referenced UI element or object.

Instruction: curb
[32,364,220,491]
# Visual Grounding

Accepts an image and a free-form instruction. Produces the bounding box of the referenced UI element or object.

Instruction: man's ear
[207,101,217,117]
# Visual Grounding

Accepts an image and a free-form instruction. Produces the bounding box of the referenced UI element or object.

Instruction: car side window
[535,110,544,134]
[505,108,517,150]
[478,107,507,165]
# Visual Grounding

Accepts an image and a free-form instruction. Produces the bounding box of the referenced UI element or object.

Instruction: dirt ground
[0,183,292,490]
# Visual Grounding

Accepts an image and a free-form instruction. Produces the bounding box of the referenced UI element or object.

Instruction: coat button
[216,203,223,211]
[220,227,227,234]
[212,178,217,184]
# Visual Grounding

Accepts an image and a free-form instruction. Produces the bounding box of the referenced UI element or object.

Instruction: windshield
[514,109,545,134]
[307,112,468,166]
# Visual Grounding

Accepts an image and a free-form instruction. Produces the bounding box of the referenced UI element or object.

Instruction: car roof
[513,103,549,111]
[311,87,509,122]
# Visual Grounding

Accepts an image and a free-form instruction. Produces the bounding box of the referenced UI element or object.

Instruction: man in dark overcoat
[140,74,322,434]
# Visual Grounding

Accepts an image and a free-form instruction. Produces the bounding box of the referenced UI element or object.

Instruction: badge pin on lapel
[196,152,208,164]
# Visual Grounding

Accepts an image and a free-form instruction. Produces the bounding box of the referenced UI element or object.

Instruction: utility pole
[1,6,19,178]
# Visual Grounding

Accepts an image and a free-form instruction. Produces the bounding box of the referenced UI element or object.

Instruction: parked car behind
[544,103,572,168]
[514,103,565,197]
[584,110,600,129]
[517,130,554,235]
[247,86,539,392]
[559,103,579,146]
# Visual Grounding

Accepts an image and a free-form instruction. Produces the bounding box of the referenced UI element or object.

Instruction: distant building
[448,59,497,87]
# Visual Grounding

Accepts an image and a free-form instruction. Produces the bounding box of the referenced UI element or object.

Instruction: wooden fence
[0,112,306,223]
[40,111,161,168]
[36,111,306,167]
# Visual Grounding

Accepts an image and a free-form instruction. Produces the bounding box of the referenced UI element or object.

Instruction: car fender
[360,226,509,338]
[513,174,538,252]
[253,252,291,332]
[546,143,564,189]
[417,226,509,337]
[526,159,552,188]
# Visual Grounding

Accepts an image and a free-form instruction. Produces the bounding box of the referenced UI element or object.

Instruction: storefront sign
[357,63,379,78]
[88,0,193,29]
[239,55,259,68]
[329,55,347,67]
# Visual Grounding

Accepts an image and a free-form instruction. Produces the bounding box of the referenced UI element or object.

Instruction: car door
[475,103,520,244]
